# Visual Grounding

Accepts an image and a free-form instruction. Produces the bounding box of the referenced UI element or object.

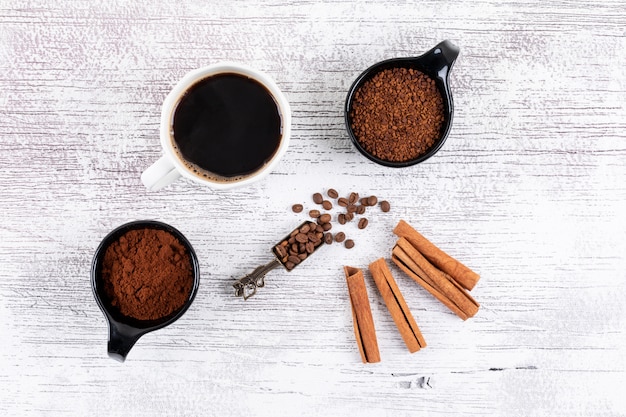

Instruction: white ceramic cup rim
[159,62,291,190]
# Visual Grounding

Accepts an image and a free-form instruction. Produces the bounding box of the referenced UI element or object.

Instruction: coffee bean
[367,195,378,206]
[327,188,339,199]
[313,193,323,204]
[275,244,287,258]
[335,232,346,243]
[349,192,359,204]
[358,218,368,229]
[300,224,311,234]
[360,197,370,206]
[324,233,333,244]
[322,200,333,210]
[292,204,303,213]
[356,205,366,214]
[345,239,355,249]
[315,224,324,233]
[306,242,315,253]
[338,197,348,207]
[319,213,331,224]
[347,204,357,213]
[288,237,296,245]
[295,233,308,243]
[290,229,299,237]
[307,232,319,243]
[309,209,321,218]
[298,253,308,260]
[288,255,301,265]
[380,200,391,212]
[345,212,354,222]
[285,261,295,270]
[322,222,332,231]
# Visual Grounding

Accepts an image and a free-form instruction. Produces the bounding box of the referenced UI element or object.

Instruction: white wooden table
[1,1,625,416]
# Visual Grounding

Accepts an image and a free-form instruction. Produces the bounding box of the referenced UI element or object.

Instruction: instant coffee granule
[102,228,194,321]
[350,67,445,162]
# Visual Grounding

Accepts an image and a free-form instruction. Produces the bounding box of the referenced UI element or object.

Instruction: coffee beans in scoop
[273,221,324,270]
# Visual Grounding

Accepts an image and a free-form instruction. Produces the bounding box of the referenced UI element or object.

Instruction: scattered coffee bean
[289,191,392,252]
[319,213,332,224]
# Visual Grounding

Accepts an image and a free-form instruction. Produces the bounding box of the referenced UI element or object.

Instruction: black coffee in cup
[171,73,282,181]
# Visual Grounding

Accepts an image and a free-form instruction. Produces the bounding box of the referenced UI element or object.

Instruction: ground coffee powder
[102,228,194,321]
[350,67,445,162]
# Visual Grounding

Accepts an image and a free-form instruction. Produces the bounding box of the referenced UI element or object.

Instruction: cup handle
[141,156,181,191]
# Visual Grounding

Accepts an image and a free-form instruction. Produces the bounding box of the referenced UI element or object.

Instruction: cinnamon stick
[344,266,381,363]
[368,258,426,353]
[393,220,480,291]
[392,238,479,320]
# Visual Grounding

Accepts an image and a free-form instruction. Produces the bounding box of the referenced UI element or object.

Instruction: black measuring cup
[91,220,200,362]
[345,40,460,167]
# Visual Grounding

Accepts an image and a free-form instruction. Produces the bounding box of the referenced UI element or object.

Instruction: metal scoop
[233,220,325,299]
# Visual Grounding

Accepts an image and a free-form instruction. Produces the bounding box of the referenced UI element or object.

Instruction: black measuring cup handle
[107,321,145,362]
[418,40,460,76]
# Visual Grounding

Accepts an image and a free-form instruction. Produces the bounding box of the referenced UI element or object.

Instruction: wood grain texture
[1,0,625,416]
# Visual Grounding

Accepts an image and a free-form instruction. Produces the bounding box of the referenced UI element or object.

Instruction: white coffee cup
[141,63,291,191]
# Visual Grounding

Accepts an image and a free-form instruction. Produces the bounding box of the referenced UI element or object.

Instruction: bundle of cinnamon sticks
[345,219,480,363]
[392,220,480,321]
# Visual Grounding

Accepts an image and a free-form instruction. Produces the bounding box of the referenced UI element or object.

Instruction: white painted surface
[1,1,625,416]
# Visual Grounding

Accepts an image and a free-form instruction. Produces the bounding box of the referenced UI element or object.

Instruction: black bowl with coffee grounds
[345,40,459,167]
[91,220,200,361]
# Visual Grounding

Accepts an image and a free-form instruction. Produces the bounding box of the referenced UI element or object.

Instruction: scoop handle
[233,258,282,300]
[107,322,143,362]
[420,40,460,75]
